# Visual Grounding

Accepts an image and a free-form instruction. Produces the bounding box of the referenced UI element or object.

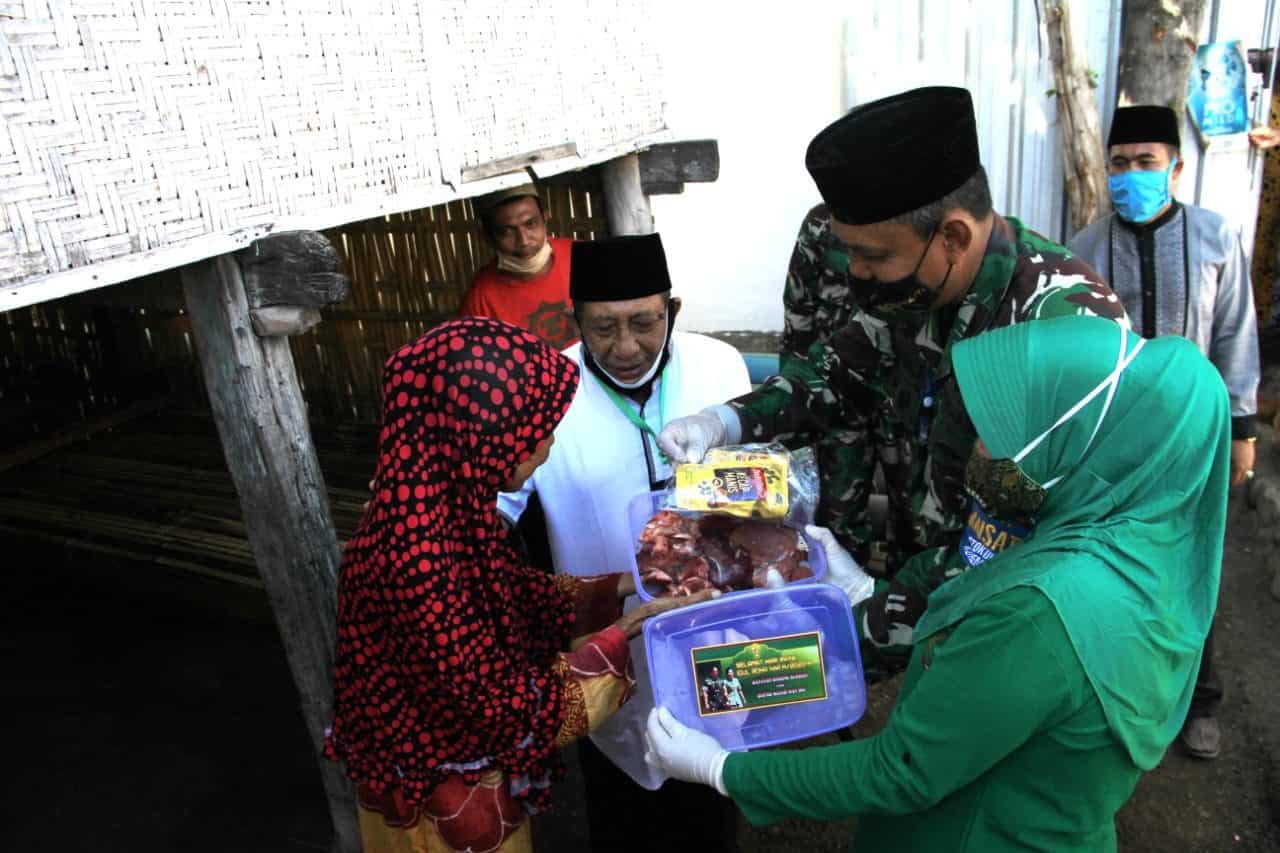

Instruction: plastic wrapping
[668,443,818,528]
[627,497,828,602]
[628,445,822,599]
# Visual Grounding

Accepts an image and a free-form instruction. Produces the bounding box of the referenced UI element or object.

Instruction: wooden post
[637,140,720,196]
[179,233,361,853]
[600,153,656,235]
[1042,1,1110,232]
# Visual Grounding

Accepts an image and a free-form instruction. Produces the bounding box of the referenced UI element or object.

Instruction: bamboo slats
[0,410,377,587]
[311,183,606,421]
[0,184,608,440]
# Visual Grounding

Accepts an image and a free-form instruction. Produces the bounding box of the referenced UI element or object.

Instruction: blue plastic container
[626,489,828,602]
[643,583,865,750]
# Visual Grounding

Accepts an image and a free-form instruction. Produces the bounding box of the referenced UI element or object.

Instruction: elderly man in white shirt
[501,234,751,852]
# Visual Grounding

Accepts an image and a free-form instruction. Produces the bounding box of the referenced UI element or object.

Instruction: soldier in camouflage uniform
[782,204,916,574]
[660,87,1128,675]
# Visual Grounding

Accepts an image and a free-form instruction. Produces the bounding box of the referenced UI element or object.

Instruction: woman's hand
[614,589,719,639]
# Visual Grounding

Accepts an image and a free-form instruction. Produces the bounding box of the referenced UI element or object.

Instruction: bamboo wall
[0,183,608,447]
[303,183,607,422]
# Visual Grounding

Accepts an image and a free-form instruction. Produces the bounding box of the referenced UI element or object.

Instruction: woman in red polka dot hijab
[326,317,709,853]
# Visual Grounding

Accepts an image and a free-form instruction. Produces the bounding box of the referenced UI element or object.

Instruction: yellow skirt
[356,771,532,853]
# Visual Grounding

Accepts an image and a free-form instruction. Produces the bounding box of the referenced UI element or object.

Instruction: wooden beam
[250,305,323,337]
[642,180,686,196]
[239,231,351,309]
[638,140,719,186]
[461,142,580,183]
[600,154,655,236]
[179,250,361,853]
[539,166,604,193]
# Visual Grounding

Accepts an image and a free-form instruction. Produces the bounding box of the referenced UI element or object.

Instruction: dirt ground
[5,439,1280,851]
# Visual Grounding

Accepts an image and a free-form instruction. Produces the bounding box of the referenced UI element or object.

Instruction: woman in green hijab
[644,315,1230,852]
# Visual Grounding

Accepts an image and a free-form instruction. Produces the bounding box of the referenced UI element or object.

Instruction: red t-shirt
[460,237,579,349]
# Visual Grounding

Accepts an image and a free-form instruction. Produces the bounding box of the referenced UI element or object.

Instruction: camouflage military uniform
[781,204,915,572]
[732,213,1128,673]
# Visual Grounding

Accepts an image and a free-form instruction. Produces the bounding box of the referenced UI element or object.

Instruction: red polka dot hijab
[326,317,580,812]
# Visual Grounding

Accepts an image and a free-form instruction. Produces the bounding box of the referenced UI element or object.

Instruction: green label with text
[690,631,827,716]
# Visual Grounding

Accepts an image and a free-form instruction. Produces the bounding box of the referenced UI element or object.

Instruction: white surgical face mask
[496,240,553,275]
[590,306,670,389]
[1012,324,1146,490]
[602,349,666,389]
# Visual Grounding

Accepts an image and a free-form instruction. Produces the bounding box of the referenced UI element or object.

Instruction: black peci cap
[805,86,981,225]
[1108,105,1181,148]
[570,234,673,302]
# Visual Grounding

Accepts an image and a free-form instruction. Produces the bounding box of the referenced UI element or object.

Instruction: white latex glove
[806,524,876,607]
[644,707,730,795]
[657,407,737,463]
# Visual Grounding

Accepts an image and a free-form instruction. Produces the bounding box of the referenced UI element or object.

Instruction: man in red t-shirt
[461,183,579,349]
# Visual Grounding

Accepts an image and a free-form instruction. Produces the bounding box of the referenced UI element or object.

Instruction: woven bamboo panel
[0,0,664,301]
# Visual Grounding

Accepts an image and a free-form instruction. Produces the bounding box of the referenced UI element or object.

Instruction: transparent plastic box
[643,584,866,751]
[626,489,827,602]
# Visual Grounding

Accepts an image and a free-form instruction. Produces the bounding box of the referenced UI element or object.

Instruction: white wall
[649,0,1092,334]
[648,0,1278,334]
[649,2,846,333]
[1177,0,1280,259]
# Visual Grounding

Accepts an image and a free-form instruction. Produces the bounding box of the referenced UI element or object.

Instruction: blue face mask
[1108,158,1177,223]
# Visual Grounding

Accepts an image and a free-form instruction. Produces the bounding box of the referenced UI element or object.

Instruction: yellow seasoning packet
[673,448,790,519]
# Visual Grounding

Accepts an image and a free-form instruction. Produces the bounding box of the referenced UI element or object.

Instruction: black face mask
[850,229,952,317]
[964,451,1045,527]
[956,449,1043,568]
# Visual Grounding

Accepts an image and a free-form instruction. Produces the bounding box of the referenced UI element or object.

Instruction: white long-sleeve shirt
[500,330,752,787]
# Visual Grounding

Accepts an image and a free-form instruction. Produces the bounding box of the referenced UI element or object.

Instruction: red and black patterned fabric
[326,317,580,813]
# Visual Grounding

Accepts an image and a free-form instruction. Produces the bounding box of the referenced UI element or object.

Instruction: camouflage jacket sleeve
[727,318,884,444]
[891,543,967,597]
[730,205,880,443]
[1011,227,1130,327]
[780,206,830,369]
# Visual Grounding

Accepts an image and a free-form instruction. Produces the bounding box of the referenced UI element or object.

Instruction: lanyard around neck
[599,370,669,443]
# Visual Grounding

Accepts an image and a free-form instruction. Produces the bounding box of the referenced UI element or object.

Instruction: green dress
[722,316,1231,852]
[725,587,1138,851]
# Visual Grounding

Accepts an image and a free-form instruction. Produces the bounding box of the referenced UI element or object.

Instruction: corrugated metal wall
[842,0,1070,241]
[842,0,1280,250]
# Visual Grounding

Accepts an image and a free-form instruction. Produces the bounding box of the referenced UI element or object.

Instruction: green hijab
[916,316,1230,770]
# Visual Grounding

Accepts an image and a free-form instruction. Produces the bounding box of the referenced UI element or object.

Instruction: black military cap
[570,234,672,302]
[1108,105,1180,148]
[805,86,981,225]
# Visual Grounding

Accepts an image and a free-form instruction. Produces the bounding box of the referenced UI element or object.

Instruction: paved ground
[6,436,1280,851]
